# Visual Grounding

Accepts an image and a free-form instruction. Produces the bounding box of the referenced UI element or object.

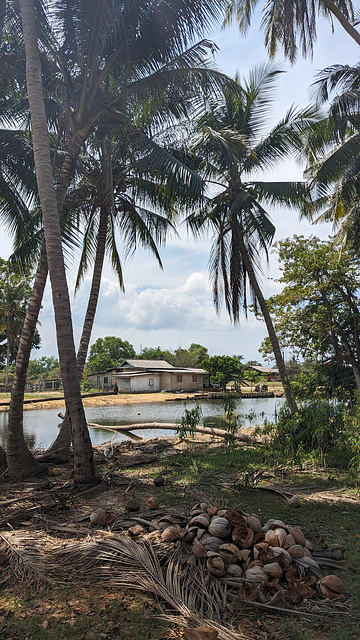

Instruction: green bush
[259,399,355,468]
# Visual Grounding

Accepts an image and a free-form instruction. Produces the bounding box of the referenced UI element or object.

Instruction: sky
[1,9,359,364]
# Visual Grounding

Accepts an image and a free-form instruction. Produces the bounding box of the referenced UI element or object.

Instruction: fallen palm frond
[0,531,55,585]
[96,535,244,640]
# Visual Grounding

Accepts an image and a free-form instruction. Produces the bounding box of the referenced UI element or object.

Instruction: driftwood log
[87,421,254,442]
[57,413,255,442]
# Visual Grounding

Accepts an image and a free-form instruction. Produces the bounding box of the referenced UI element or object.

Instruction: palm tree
[6,0,231,479]
[223,0,360,62]
[303,63,360,248]
[185,65,317,413]
[45,134,179,459]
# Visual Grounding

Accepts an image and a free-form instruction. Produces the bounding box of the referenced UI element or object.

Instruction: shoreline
[0,391,201,412]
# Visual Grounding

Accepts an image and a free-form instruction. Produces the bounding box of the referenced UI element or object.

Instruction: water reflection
[0,396,284,450]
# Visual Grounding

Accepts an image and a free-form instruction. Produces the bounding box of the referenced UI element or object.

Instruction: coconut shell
[288,544,305,558]
[245,567,268,582]
[206,551,225,577]
[226,564,243,577]
[271,547,292,569]
[192,538,207,559]
[318,575,344,597]
[246,513,262,534]
[263,562,283,578]
[219,543,242,563]
[146,496,160,510]
[288,527,306,547]
[284,533,296,549]
[161,525,181,542]
[273,527,287,547]
[201,536,223,552]
[208,517,231,538]
[90,509,107,524]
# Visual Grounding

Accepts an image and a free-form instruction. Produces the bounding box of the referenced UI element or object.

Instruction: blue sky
[1,10,359,363]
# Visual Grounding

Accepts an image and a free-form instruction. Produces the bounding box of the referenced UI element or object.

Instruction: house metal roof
[119,359,174,369]
[248,365,278,374]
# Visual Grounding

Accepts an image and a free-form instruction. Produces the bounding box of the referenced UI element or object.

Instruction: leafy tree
[259,236,360,389]
[87,337,136,373]
[0,260,40,390]
[27,356,60,380]
[223,0,360,62]
[138,346,174,362]
[202,355,244,389]
[189,343,209,366]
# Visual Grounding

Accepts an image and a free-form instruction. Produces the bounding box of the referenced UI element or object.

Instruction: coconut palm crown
[185,65,317,412]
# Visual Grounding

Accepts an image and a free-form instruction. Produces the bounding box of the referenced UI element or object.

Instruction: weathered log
[86,421,254,442]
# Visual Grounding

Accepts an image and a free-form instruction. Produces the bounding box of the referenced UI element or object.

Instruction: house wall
[130,375,160,392]
[161,372,203,391]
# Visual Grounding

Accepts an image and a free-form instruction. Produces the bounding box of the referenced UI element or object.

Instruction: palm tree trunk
[19,0,95,483]
[45,204,109,459]
[6,253,47,477]
[5,332,10,393]
[238,236,298,414]
[321,0,360,46]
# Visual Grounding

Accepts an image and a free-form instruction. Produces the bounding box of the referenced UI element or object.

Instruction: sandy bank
[19,391,197,411]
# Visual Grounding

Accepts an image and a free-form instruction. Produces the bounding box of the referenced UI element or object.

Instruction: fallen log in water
[86,421,254,442]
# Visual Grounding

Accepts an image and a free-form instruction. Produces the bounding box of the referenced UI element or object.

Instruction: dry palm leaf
[96,536,245,640]
[0,531,54,585]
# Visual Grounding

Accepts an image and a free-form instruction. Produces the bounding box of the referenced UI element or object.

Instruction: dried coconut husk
[208,517,231,538]
[258,582,283,604]
[288,527,306,547]
[182,527,198,543]
[245,566,268,582]
[206,551,225,577]
[226,564,243,577]
[317,575,345,601]
[188,514,210,529]
[237,581,258,601]
[293,579,315,600]
[161,525,182,542]
[284,566,299,584]
[284,533,296,549]
[288,544,306,558]
[192,538,207,559]
[201,536,223,553]
[225,509,247,527]
[253,532,266,544]
[127,525,145,537]
[246,513,262,534]
[232,525,254,548]
[219,543,242,563]
[270,547,292,569]
[256,546,276,565]
[263,562,283,579]
[273,527,287,547]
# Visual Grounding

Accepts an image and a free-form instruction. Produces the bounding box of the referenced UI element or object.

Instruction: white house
[87,359,207,393]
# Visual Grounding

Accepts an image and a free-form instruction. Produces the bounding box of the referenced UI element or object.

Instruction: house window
[104,376,108,384]
[176,375,182,383]
[192,375,197,382]
[149,378,154,387]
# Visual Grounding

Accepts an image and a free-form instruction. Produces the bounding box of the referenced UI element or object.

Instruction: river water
[0,396,284,450]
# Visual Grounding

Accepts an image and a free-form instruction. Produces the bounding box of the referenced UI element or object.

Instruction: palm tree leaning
[19,0,96,483]
[186,66,318,414]
[223,0,360,61]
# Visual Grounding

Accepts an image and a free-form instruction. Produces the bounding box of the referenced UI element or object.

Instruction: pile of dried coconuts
[137,502,346,606]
